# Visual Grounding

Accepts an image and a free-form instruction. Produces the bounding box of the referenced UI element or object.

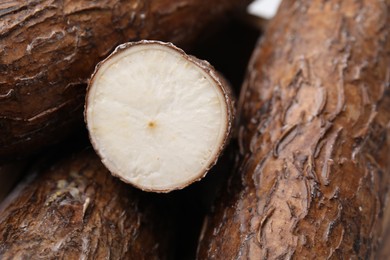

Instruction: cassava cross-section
[198,0,390,258]
[85,41,234,192]
[0,0,250,159]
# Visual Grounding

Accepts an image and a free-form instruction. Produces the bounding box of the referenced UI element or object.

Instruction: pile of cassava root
[0,0,389,259]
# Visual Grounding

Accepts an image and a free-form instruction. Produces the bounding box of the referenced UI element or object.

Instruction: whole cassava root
[0,150,172,259]
[0,0,249,159]
[85,40,234,192]
[198,0,390,259]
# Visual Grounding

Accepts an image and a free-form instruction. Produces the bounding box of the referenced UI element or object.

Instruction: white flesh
[86,43,228,192]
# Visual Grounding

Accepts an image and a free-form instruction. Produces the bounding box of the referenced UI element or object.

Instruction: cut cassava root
[0,0,249,159]
[0,149,172,259]
[198,0,390,258]
[85,41,234,192]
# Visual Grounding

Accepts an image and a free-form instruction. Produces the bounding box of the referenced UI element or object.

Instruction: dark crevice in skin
[0,4,25,18]
[197,0,390,259]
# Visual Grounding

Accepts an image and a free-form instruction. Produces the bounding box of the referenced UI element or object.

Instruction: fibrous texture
[0,0,249,159]
[0,150,171,259]
[198,0,390,258]
[86,41,234,192]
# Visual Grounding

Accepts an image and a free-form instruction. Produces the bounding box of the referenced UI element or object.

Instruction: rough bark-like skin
[0,150,171,259]
[198,0,390,259]
[0,0,249,159]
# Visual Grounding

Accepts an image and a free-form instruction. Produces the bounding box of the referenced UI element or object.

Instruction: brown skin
[198,0,390,259]
[0,149,172,259]
[0,0,250,159]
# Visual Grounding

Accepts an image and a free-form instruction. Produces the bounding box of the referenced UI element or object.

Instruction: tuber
[0,0,249,159]
[0,149,172,259]
[197,0,390,258]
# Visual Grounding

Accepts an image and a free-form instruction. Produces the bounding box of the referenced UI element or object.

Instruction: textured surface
[0,0,249,158]
[0,150,171,259]
[198,0,390,258]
